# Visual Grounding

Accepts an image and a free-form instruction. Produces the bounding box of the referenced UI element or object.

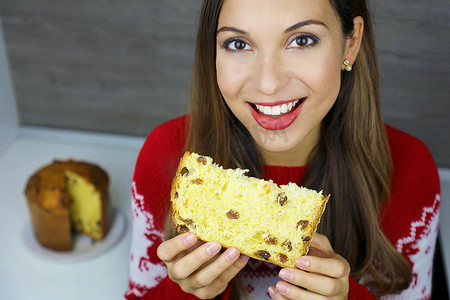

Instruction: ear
[343,16,364,68]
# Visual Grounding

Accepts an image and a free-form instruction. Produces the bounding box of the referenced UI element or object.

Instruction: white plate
[22,209,126,263]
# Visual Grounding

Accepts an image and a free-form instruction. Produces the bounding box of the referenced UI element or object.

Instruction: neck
[259,128,320,167]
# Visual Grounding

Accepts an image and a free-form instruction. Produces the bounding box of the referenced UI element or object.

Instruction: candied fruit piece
[264,235,278,245]
[279,254,288,263]
[277,192,288,206]
[197,156,207,165]
[192,178,203,184]
[256,250,271,260]
[177,224,189,233]
[282,240,293,252]
[297,220,309,230]
[226,209,239,220]
[181,167,189,176]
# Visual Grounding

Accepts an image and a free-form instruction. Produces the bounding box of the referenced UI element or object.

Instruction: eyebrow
[217,19,328,35]
[217,26,247,35]
[284,19,328,33]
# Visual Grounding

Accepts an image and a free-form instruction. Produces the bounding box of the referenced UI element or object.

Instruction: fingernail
[183,233,196,245]
[279,269,293,281]
[276,282,289,295]
[206,242,221,254]
[268,286,278,298]
[226,248,240,261]
[239,254,249,262]
[295,257,310,269]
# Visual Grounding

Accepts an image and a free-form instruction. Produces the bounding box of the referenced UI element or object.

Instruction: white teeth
[272,106,280,115]
[287,102,293,111]
[254,99,302,116]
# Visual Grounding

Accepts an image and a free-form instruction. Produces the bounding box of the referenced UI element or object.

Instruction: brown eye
[288,34,318,49]
[224,39,250,51]
[295,36,309,47]
[233,40,247,50]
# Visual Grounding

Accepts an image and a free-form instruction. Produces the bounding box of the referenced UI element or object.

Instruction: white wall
[0,13,18,156]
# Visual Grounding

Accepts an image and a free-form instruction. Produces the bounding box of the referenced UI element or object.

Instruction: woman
[125,0,441,299]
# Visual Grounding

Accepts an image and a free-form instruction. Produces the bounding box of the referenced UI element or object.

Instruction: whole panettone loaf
[171,152,329,268]
[24,160,112,251]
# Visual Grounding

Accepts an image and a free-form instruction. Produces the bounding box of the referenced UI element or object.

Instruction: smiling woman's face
[216,0,349,166]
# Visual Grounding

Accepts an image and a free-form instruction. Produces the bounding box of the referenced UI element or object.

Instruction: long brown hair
[168,0,412,296]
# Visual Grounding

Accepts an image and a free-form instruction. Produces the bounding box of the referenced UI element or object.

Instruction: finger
[217,252,249,282]
[201,248,249,287]
[170,241,222,280]
[179,252,249,299]
[194,249,249,288]
[275,281,325,300]
[279,268,344,297]
[195,251,249,291]
[295,255,350,279]
[157,232,198,262]
[268,285,289,300]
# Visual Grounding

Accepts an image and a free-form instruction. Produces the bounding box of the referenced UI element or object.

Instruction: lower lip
[249,100,304,131]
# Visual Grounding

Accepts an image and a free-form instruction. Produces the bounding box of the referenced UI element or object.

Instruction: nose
[253,52,288,96]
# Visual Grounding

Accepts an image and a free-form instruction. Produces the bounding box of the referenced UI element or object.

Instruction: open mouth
[248,98,306,131]
[250,98,306,118]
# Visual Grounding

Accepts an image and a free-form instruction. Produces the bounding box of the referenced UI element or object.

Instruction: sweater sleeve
[348,275,376,299]
[346,127,441,300]
[377,126,441,300]
[124,117,191,299]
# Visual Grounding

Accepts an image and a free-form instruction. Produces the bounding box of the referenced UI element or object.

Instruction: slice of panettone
[170,151,329,268]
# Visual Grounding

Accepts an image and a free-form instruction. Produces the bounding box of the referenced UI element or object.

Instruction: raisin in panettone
[24,160,112,251]
[171,152,329,268]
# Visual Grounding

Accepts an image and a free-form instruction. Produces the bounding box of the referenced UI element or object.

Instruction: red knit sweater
[125,115,440,300]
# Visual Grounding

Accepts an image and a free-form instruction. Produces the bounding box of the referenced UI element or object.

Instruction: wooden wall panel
[1,0,449,166]
[372,0,450,167]
[0,0,201,135]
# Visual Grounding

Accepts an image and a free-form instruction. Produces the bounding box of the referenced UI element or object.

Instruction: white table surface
[0,126,448,299]
[0,127,145,300]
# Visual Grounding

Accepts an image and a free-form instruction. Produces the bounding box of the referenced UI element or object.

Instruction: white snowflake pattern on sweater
[126,182,167,298]
[241,259,280,299]
[381,193,440,300]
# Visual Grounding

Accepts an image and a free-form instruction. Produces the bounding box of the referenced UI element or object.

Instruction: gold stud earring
[343,59,352,72]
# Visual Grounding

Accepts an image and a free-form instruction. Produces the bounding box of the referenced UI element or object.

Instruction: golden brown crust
[25,160,108,208]
[24,160,110,251]
[28,201,72,251]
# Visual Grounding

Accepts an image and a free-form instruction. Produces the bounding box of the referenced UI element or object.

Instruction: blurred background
[0,0,448,299]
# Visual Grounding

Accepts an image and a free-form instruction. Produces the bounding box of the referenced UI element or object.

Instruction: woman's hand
[268,233,350,300]
[157,232,249,299]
